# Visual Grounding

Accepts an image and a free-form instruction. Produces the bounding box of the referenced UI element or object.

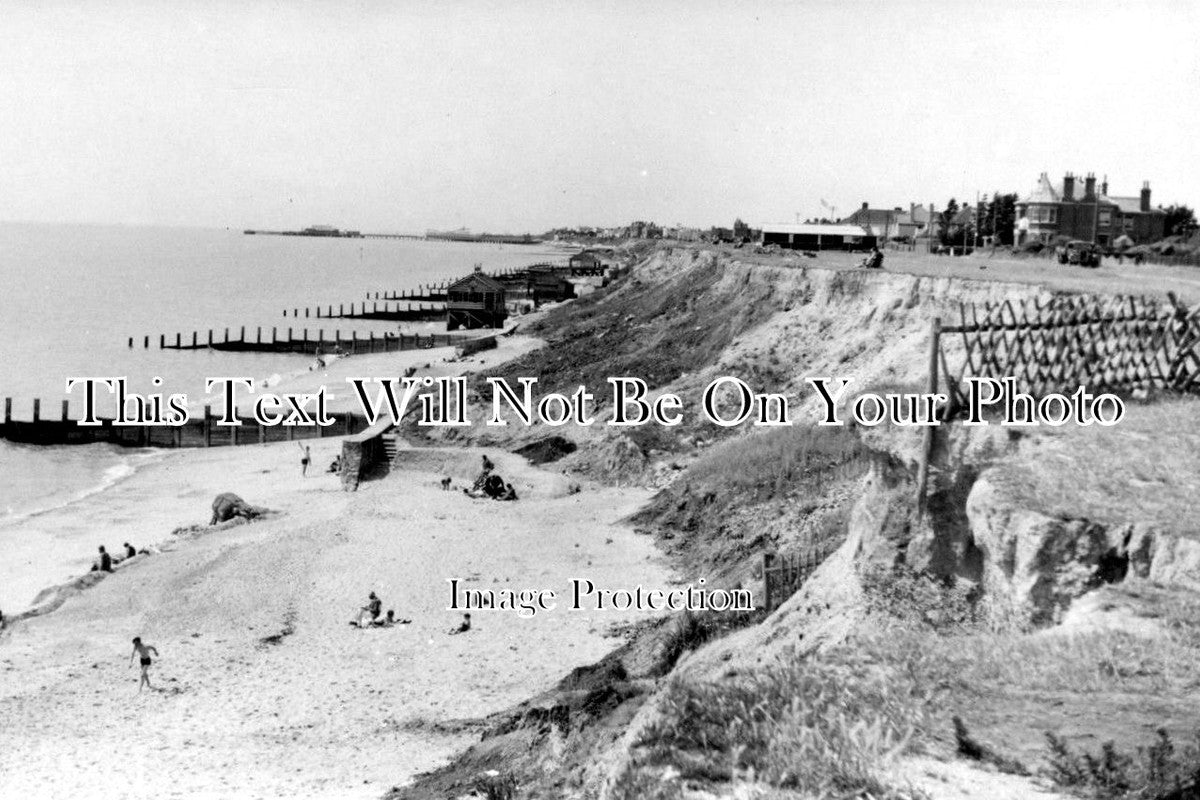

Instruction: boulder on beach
[210,492,269,525]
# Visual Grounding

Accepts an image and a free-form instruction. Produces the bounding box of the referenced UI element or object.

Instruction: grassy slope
[389,245,1200,800]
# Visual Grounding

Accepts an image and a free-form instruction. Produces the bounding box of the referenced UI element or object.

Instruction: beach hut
[568,250,606,275]
[447,268,508,330]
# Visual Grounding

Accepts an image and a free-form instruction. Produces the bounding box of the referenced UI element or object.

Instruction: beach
[0,429,672,799]
[0,325,677,799]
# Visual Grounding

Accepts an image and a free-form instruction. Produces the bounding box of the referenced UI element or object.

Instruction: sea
[0,222,563,527]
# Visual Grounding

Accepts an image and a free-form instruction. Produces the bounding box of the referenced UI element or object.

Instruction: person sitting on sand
[124,542,136,560]
[481,455,495,474]
[130,637,159,692]
[352,591,383,627]
[328,455,341,473]
[448,613,471,635]
[98,545,113,573]
[499,483,519,501]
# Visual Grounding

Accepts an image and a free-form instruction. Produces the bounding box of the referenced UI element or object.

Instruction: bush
[859,564,979,632]
[1045,729,1200,799]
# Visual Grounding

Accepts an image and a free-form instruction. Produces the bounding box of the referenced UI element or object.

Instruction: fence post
[203,405,212,447]
[762,552,775,613]
[916,317,941,516]
[4,398,11,425]
[33,398,40,423]
[62,399,69,421]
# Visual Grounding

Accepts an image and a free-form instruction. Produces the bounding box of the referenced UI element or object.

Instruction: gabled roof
[1022,173,1060,204]
[449,272,505,292]
[841,207,899,226]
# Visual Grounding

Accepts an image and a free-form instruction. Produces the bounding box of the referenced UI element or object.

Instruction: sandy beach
[0,334,675,799]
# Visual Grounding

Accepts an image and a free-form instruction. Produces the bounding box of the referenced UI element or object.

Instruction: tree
[938,198,960,245]
[1161,204,1197,237]
[733,218,750,240]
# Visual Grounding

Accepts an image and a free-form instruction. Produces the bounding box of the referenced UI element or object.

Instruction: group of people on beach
[347,590,471,636]
[350,591,410,628]
[92,542,139,573]
[462,455,519,501]
[297,444,342,477]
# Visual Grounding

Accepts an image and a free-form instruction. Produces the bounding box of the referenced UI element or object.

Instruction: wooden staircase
[381,429,399,466]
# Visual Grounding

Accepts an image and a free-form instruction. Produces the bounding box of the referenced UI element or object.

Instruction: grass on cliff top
[614,578,1200,799]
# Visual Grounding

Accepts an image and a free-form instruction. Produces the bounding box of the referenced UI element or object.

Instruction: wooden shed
[447,269,508,330]
[567,250,606,275]
[527,269,576,304]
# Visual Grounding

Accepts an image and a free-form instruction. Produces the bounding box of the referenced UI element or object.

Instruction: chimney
[1141,181,1151,212]
[1101,176,1108,196]
[1084,172,1096,199]
[862,202,869,211]
[1063,172,1075,201]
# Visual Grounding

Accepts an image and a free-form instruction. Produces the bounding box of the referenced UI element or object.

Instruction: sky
[2,0,1198,232]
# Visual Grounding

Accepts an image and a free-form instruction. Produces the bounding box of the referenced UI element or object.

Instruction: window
[1098,210,1112,227]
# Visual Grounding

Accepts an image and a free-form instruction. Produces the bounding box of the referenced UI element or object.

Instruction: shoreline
[0,321,547,614]
[0,431,675,798]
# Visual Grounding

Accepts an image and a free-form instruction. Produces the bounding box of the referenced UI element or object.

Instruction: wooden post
[4,398,11,425]
[272,327,277,343]
[208,330,213,346]
[175,332,181,348]
[305,308,310,318]
[257,327,262,344]
[159,334,164,349]
[192,331,198,347]
[62,399,69,421]
[224,327,229,343]
[259,420,266,444]
[762,553,775,612]
[128,337,133,348]
[173,425,182,447]
[203,406,212,447]
[33,398,40,423]
[916,317,941,516]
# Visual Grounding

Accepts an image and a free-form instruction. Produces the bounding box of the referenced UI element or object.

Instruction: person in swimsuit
[98,546,113,573]
[124,542,137,559]
[298,444,311,477]
[130,637,160,692]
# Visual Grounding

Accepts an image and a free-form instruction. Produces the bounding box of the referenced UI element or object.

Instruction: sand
[0,330,676,799]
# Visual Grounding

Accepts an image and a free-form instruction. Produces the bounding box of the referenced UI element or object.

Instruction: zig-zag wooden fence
[914,293,1200,511]
[939,293,1200,402]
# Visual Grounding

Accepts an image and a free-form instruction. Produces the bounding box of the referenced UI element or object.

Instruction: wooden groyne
[282,300,445,322]
[1,398,367,448]
[130,327,471,354]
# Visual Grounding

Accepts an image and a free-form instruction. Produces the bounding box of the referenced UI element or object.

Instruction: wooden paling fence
[762,543,838,613]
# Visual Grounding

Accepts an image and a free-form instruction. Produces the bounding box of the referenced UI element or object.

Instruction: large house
[1014,172,1165,246]
[840,202,935,242]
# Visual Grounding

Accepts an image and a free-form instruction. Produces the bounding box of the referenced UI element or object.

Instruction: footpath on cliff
[387,243,1200,800]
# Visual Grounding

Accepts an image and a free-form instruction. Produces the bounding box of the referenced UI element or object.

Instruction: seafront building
[1013,172,1165,246]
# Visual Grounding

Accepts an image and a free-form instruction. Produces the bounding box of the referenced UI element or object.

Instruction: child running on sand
[130,637,159,692]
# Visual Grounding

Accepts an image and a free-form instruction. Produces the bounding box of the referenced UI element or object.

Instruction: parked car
[1056,240,1102,268]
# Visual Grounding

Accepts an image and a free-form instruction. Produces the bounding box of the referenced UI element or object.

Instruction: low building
[446,268,507,330]
[760,223,876,251]
[1014,172,1165,246]
[568,250,606,275]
